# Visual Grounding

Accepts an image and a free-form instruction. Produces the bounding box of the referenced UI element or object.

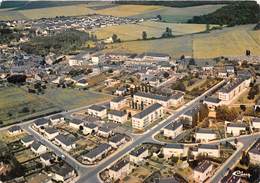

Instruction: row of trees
[141,27,173,40]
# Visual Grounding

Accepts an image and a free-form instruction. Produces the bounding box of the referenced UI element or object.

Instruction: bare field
[193,25,260,58]
[94,21,208,41]
[95,5,162,17]
[104,35,193,58]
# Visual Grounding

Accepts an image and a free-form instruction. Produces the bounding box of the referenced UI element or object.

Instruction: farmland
[0,85,112,125]
[0,2,224,22]
[94,21,208,41]
[103,24,260,59]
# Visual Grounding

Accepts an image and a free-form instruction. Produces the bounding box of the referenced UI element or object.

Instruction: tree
[142,31,147,40]
[112,34,118,43]
[216,106,239,121]
[246,49,251,56]
[156,15,162,21]
[240,105,246,112]
[163,72,170,78]
[206,24,210,32]
[162,27,173,38]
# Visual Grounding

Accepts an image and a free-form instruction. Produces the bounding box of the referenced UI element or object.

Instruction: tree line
[188,1,260,26]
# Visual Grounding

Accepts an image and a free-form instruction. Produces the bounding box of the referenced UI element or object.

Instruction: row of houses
[108,143,220,182]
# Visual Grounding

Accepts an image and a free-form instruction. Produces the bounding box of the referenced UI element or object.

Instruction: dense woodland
[20,30,94,56]
[188,1,260,26]
[114,1,231,7]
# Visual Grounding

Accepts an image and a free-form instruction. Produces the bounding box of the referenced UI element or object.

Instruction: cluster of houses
[87,90,184,131]
[16,131,76,182]
[30,114,129,165]
[107,142,221,182]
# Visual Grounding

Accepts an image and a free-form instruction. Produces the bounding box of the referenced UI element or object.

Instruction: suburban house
[82,143,112,163]
[69,119,84,130]
[51,162,75,182]
[8,126,23,135]
[49,114,64,125]
[108,110,128,123]
[226,122,247,136]
[252,117,260,130]
[132,103,164,130]
[163,120,183,139]
[129,146,149,165]
[109,159,131,181]
[195,128,217,142]
[115,87,127,96]
[83,123,98,135]
[180,106,200,126]
[54,134,76,152]
[133,92,184,108]
[108,133,126,148]
[163,143,187,159]
[44,127,60,140]
[197,144,220,158]
[21,135,34,147]
[31,141,48,155]
[40,152,54,166]
[88,105,107,119]
[193,160,213,183]
[248,138,260,164]
[218,77,251,104]
[97,125,114,138]
[33,118,49,129]
[203,97,221,110]
[110,96,127,110]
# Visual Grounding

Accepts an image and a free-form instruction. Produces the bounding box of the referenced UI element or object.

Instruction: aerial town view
[0,0,259,183]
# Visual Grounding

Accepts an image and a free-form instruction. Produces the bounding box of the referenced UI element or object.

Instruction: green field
[0,3,224,22]
[0,85,112,125]
[94,21,210,41]
[104,24,260,59]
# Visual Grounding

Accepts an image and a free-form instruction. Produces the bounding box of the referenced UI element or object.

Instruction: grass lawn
[43,87,112,110]
[0,86,60,125]
[0,130,27,143]
[14,149,37,163]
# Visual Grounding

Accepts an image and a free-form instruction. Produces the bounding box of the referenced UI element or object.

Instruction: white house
[108,110,128,123]
[133,92,184,108]
[195,128,217,142]
[163,143,187,159]
[8,126,23,136]
[49,114,64,125]
[83,123,98,135]
[197,144,220,158]
[110,96,127,110]
[193,160,213,183]
[82,143,112,163]
[91,53,105,65]
[54,134,76,152]
[51,163,75,182]
[40,152,54,166]
[21,135,34,147]
[68,119,84,130]
[163,120,183,139]
[109,159,131,181]
[226,122,247,136]
[115,87,127,96]
[88,105,107,119]
[109,133,126,148]
[132,103,164,130]
[33,118,49,129]
[129,146,149,165]
[44,127,59,140]
[31,141,47,155]
[97,125,114,138]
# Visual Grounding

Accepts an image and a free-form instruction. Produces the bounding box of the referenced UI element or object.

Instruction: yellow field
[104,25,260,59]
[95,5,163,17]
[19,5,95,19]
[193,26,260,58]
[104,35,193,58]
[94,21,208,41]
